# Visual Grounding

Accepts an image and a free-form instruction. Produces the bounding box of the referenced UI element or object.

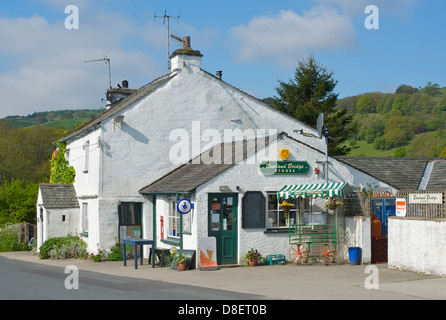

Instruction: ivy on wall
[49,142,76,184]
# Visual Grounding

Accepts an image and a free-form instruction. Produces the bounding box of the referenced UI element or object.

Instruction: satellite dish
[316,113,324,138]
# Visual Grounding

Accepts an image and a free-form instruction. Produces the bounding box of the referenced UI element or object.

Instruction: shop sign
[409,193,443,204]
[396,198,406,217]
[372,188,393,198]
[177,198,194,214]
[259,161,310,175]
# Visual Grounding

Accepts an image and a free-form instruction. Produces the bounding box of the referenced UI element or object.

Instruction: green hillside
[1,109,103,130]
[336,82,446,158]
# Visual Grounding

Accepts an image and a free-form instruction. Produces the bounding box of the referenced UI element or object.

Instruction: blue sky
[0,0,445,118]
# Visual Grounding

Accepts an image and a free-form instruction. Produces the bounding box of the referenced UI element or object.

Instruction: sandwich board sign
[199,237,218,270]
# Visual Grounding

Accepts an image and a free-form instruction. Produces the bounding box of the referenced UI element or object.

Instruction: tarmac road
[1,251,446,300]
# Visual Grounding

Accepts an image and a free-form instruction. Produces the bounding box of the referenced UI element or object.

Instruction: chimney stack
[183,36,191,49]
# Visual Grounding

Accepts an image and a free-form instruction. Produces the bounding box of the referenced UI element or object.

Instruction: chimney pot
[122,80,129,88]
[216,71,222,80]
[183,36,191,49]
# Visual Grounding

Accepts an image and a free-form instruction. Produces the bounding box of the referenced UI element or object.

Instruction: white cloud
[0,8,164,118]
[313,0,418,16]
[229,6,357,67]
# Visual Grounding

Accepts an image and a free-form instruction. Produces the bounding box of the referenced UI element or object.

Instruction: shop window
[267,192,311,228]
[168,198,180,238]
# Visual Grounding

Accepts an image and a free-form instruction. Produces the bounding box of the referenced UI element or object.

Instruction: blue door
[372,198,395,236]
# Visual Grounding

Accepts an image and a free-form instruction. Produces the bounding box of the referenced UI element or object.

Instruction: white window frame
[83,140,90,173]
[168,197,180,238]
[267,192,312,228]
[81,202,88,234]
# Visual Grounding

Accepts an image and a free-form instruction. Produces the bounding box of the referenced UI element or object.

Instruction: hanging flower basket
[324,197,344,212]
[279,200,294,220]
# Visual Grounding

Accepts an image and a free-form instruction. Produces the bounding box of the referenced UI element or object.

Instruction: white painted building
[37,37,442,268]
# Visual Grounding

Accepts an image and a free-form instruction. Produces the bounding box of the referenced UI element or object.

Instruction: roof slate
[39,184,79,209]
[426,160,446,190]
[139,137,274,194]
[335,157,446,190]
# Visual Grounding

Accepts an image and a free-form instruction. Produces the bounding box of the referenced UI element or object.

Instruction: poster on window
[199,237,218,270]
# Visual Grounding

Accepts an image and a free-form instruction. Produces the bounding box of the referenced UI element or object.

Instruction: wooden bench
[149,247,171,267]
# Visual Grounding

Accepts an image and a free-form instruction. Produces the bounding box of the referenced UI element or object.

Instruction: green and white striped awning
[277,182,350,199]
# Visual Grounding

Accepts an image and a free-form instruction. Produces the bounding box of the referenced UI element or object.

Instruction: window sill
[264,228,289,234]
[161,237,180,246]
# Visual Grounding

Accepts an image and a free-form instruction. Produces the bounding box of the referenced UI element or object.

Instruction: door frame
[207,193,238,265]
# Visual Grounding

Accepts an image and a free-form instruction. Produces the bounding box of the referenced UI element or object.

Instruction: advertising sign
[396,198,406,217]
[409,193,442,204]
[199,237,218,270]
[177,198,194,214]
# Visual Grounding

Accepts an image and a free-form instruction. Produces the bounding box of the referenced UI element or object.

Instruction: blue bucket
[348,247,362,265]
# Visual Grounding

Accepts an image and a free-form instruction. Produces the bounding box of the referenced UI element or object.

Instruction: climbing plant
[49,141,76,184]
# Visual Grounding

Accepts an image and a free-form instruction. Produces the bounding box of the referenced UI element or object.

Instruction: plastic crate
[266,254,286,265]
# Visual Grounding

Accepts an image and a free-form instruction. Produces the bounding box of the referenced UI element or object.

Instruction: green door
[208,193,238,265]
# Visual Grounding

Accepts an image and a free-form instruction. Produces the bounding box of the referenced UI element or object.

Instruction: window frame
[167,197,180,239]
[267,191,312,228]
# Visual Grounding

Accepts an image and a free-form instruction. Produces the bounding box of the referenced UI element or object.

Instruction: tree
[383,116,415,148]
[356,94,376,113]
[273,55,356,155]
[395,84,418,95]
[0,179,38,224]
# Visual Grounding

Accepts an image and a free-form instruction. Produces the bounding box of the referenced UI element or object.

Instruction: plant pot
[177,261,187,271]
[248,258,257,267]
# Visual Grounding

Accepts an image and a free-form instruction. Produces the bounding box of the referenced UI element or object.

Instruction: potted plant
[175,252,190,271]
[324,197,344,213]
[279,200,294,225]
[244,248,262,266]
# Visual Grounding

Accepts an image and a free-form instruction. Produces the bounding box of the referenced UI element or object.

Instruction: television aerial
[84,56,112,89]
[154,10,181,69]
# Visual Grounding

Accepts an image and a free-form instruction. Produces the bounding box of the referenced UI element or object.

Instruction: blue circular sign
[177,198,193,214]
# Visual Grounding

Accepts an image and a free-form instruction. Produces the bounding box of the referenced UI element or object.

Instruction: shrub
[107,242,123,261]
[39,235,87,260]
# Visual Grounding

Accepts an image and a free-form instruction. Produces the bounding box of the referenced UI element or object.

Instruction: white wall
[344,216,371,264]
[388,217,446,275]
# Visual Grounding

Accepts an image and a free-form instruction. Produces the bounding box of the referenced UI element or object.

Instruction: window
[168,198,180,238]
[267,192,312,228]
[119,202,142,225]
[118,202,142,242]
[83,140,90,173]
[81,203,88,234]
